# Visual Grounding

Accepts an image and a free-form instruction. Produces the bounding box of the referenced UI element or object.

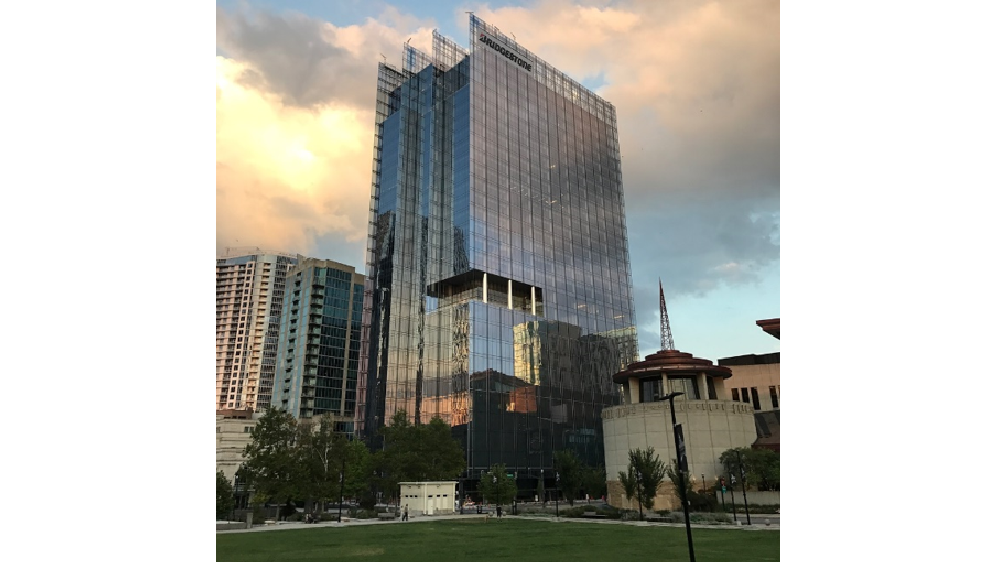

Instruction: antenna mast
[659,278,676,351]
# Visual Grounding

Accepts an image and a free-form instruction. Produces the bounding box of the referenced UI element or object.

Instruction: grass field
[217,518,779,561]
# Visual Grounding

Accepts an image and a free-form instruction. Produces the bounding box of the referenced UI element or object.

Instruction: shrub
[582,504,597,513]
[620,511,639,521]
[253,508,266,524]
[285,513,302,522]
[358,491,377,511]
[598,505,620,518]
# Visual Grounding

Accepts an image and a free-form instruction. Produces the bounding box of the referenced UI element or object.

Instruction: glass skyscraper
[358,16,637,491]
[271,259,365,433]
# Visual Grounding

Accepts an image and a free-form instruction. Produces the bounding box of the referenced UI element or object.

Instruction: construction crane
[659,278,676,351]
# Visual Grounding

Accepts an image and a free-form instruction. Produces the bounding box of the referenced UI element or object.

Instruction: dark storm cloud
[216,6,375,109]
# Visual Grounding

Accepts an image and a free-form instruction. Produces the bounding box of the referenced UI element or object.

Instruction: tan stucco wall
[602,400,757,510]
[607,480,683,511]
[721,362,780,411]
[216,415,256,481]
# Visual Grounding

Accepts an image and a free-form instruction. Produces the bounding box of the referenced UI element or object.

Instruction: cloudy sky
[216,0,780,361]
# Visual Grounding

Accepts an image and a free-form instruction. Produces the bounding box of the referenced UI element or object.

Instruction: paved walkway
[217,513,778,534]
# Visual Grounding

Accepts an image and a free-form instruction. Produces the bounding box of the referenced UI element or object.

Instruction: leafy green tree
[295,415,378,511]
[476,464,518,505]
[417,417,467,480]
[617,469,637,511]
[666,459,693,509]
[342,438,374,500]
[373,411,413,503]
[719,447,779,491]
[553,449,584,505]
[581,465,607,500]
[627,447,668,511]
[295,415,341,511]
[375,409,466,503]
[241,408,299,506]
[216,470,235,520]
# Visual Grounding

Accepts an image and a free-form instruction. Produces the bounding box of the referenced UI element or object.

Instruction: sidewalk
[217,512,777,534]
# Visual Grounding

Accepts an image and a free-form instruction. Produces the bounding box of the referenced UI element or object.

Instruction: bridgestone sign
[479,33,532,72]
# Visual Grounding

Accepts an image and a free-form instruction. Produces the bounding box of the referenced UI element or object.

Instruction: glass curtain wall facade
[272,259,364,433]
[359,16,637,491]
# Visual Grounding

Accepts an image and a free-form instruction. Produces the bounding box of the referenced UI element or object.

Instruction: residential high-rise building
[358,16,638,491]
[271,259,365,432]
[215,247,300,412]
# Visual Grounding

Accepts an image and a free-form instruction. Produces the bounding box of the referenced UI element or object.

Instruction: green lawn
[217,518,779,561]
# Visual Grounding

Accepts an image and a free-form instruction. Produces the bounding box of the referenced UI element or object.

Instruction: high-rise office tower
[358,16,637,490]
[216,247,300,412]
[271,259,365,434]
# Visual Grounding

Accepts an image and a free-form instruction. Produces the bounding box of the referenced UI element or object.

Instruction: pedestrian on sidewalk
[403,504,409,522]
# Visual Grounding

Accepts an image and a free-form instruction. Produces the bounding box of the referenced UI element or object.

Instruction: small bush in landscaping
[598,505,620,518]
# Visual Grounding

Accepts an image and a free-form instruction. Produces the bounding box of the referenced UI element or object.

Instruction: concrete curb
[217,514,779,534]
[515,515,779,531]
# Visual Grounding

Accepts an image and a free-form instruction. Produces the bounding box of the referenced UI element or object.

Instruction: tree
[417,417,467,480]
[342,438,374,500]
[476,464,518,505]
[617,469,637,511]
[581,465,607,500]
[627,447,668,511]
[217,471,234,520]
[295,415,341,511]
[666,459,693,510]
[241,408,299,507]
[376,410,466,503]
[719,447,780,491]
[553,449,584,505]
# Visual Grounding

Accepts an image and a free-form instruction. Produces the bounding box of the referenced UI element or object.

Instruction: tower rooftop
[611,349,732,385]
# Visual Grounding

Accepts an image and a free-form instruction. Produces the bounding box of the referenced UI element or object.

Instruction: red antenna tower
[659,278,676,351]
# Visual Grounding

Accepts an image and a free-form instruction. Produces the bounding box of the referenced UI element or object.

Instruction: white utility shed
[399,481,458,516]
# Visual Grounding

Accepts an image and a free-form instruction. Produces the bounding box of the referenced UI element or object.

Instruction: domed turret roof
[611,349,732,385]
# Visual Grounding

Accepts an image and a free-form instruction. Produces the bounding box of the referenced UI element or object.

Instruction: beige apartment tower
[215,247,302,412]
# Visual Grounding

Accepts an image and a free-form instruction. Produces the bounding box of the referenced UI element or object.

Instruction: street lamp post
[730,472,738,522]
[636,470,644,521]
[232,473,239,522]
[493,474,499,519]
[555,472,560,519]
[338,457,346,523]
[701,474,706,495]
[540,469,545,505]
[736,450,751,526]
[657,391,696,562]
